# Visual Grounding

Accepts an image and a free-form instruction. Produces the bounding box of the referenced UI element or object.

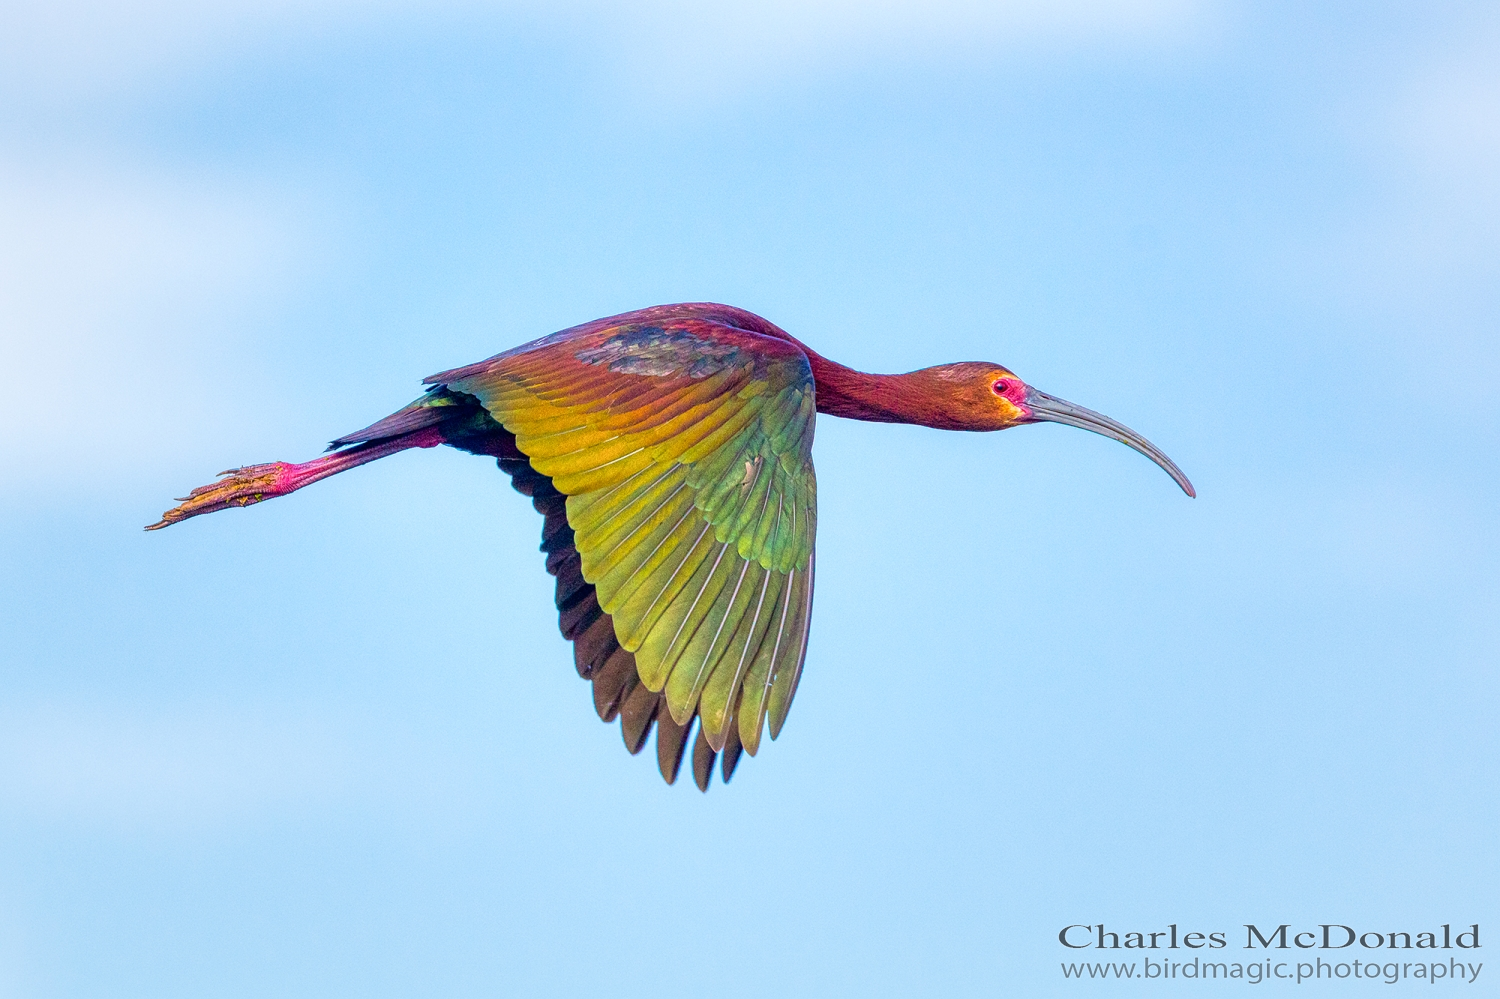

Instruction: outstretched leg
[146,425,447,531]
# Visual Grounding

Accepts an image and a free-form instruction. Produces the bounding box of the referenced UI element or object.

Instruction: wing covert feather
[444,318,817,761]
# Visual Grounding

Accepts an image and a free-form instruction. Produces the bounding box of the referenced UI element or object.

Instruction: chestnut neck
[798,346,965,430]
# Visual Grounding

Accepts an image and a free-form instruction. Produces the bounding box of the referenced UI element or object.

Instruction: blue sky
[1,1,1496,995]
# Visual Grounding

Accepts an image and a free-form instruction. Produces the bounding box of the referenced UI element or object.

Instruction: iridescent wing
[431,316,818,775]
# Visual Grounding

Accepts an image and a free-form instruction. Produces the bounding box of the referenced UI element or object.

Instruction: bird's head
[918,361,1196,497]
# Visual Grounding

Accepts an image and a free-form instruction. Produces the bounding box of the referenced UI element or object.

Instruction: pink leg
[145,426,447,531]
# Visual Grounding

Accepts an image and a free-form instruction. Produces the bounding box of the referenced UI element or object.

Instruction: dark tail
[324,386,481,450]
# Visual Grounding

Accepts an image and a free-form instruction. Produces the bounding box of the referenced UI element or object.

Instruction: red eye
[992,379,1009,396]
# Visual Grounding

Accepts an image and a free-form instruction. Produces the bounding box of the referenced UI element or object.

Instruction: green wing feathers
[442,321,817,757]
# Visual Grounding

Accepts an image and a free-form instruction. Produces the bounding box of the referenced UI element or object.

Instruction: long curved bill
[1023,388,1196,497]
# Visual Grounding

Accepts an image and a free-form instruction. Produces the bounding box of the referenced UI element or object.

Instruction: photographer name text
[1059,923,1480,952]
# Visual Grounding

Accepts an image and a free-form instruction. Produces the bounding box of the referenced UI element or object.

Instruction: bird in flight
[149,303,1193,791]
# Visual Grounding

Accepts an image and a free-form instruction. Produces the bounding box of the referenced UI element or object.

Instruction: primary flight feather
[149,303,1193,791]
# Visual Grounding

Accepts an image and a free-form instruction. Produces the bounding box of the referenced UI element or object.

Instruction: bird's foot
[145,427,449,532]
[145,462,295,531]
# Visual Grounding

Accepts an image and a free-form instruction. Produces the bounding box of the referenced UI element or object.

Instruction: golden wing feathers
[438,318,817,763]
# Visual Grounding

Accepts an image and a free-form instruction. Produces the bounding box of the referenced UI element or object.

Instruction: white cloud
[2,0,364,102]
[619,0,1203,61]
[0,155,312,489]
[1,0,1207,105]
[1289,17,1500,403]
[0,703,356,831]
[1392,36,1500,210]
[615,0,1208,105]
